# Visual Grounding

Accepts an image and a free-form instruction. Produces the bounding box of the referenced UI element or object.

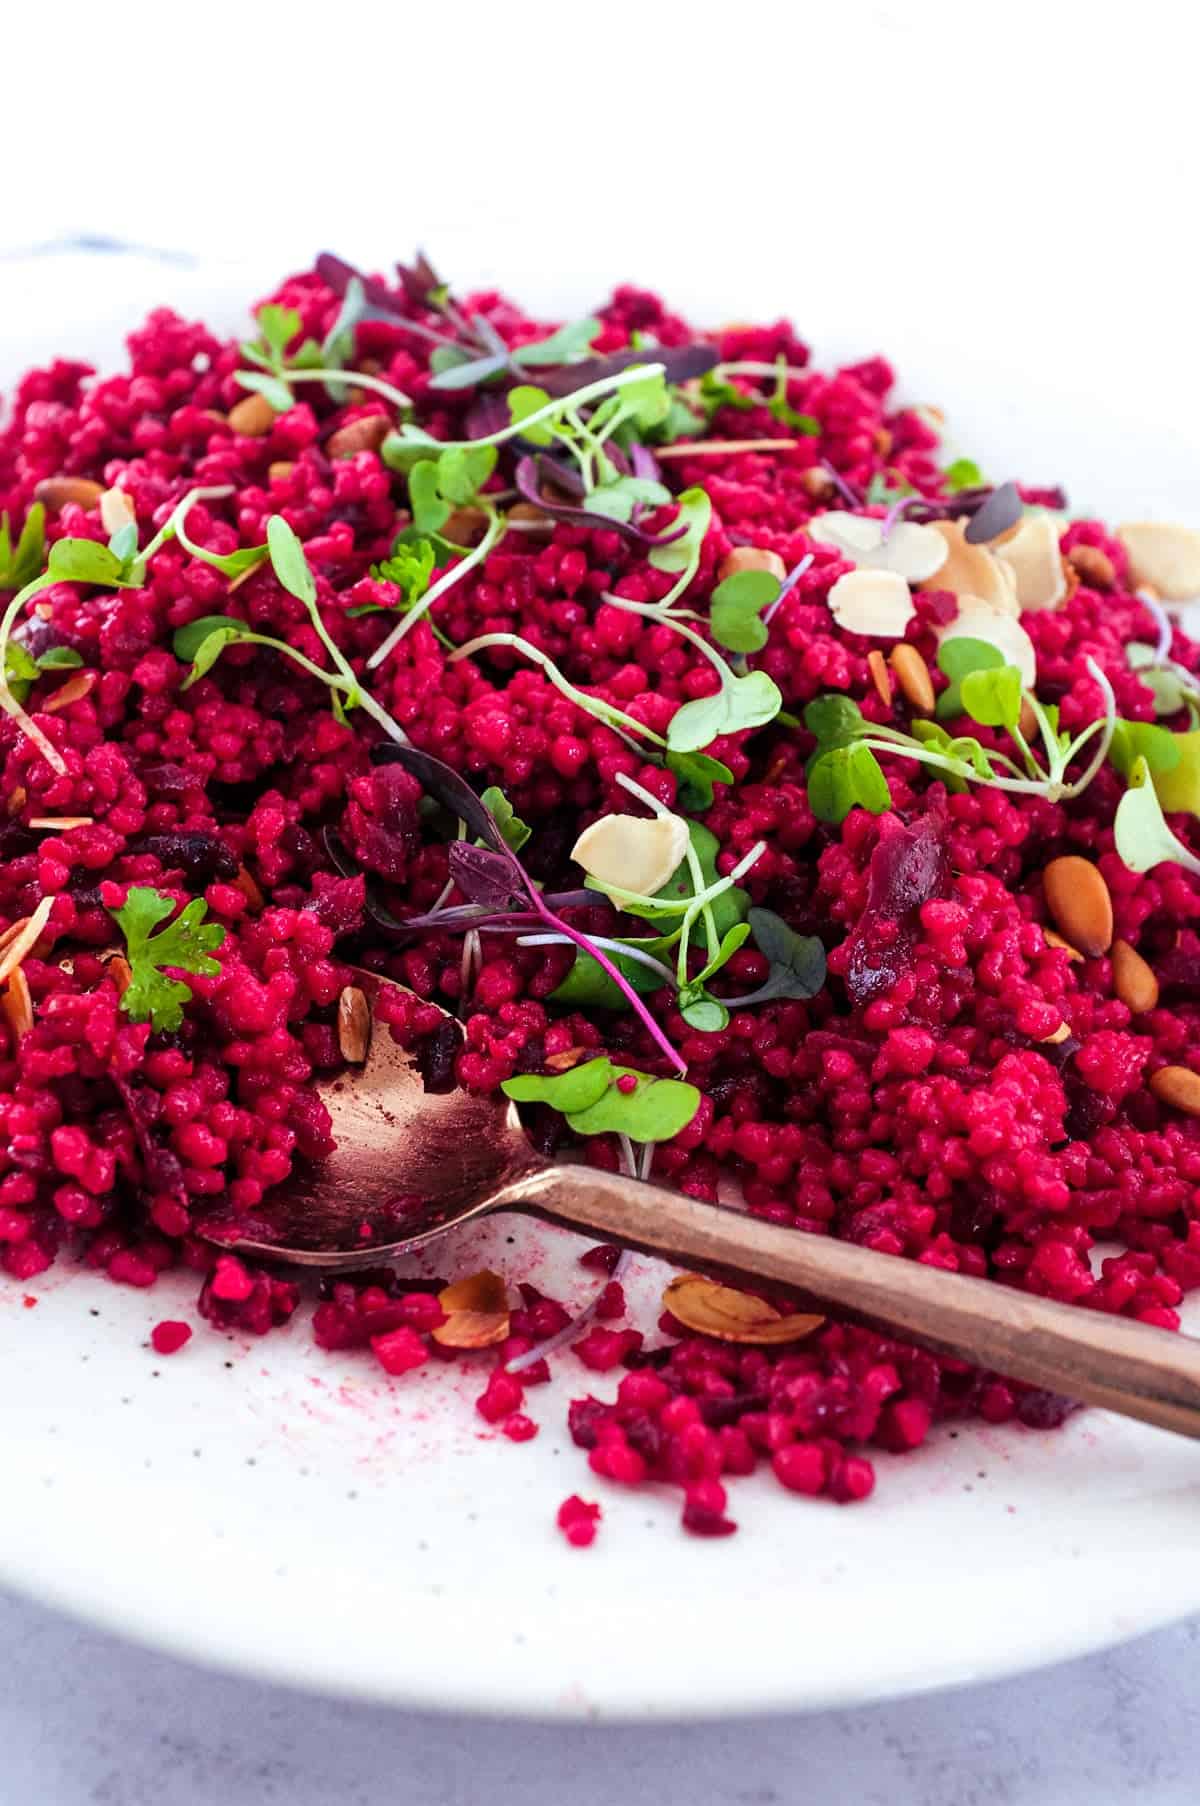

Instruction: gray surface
[0,1586,1194,1805]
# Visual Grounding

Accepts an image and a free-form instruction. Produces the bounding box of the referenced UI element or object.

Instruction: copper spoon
[208,973,1200,1439]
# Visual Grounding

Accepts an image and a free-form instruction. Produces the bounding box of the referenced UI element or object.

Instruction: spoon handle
[513,1165,1200,1439]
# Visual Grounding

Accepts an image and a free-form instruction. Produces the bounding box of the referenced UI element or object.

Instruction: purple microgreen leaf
[820,462,863,507]
[447,842,527,911]
[964,481,1023,544]
[630,443,663,484]
[370,744,513,857]
[513,457,688,549]
[539,342,718,398]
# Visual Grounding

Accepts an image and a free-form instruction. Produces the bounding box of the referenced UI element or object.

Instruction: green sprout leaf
[935,635,1004,720]
[667,669,781,753]
[709,568,781,654]
[479,786,530,853]
[679,989,728,1032]
[409,461,451,535]
[583,474,673,524]
[515,317,602,368]
[944,458,984,491]
[172,615,246,662]
[436,444,497,505]
[746,906,827,1001]
[807,742,890,823]
[266,515,316,605]
[694,920,751,983]
[507,384,556,446]
[549,944,665,1011]
[502,1056,701,1142]
[804,693,865,746]
[35,646,84,672]
[959,663,1023,731]
[1127,642,1193,719]
[665,748,734,812]
[1108,719,1184,781]
[252,304,302,368]
[109,887,227,1032]
[233,370,294,413]
[1114,756,1200,877]
[182,627,239,688]
[648,487,711,576]
[4,641,39,703]
[46,537,129,588]
[0,504,46,590]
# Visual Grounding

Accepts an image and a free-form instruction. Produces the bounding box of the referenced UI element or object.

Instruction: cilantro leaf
[109,887,226,1032]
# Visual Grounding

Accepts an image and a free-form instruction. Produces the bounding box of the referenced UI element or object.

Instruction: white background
[3,0,1200,1799]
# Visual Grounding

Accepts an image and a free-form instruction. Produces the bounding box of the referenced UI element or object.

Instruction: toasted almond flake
[1043,856,1113,958]
[809,512,948,584]
[1043,928,1084,962]
[1118,523,1200,601]
[33,475,104,511]
[337,986,371,1063]
[227,556,266,592]
[1149,1065,1200,1117]
[99,487,137,536]
[325,415,390,459]
[228,393,277,437]
[1018,697,1038,741]
[0,897,54,983]
[505,501,555,535]
[572,810,689,897]
[799,467,836,502]
[1038,1021,1071,1045]
[889,643,935,713]
[6,785,26,817]
[233,865,264,911]
[717,546,787,583]
[43,670,97,712]
[663,1274,824,1346]
[1111,939,1159,1014]
[938,600,1037,688]
[992,514,1067,612]
[27,816,92,831]
[0,965,33,1039]
[921,520,1018,613]
[432,1269,511,1349]
[33,602,54,619]
[267,461,295,483]
[827,568,915,639]
[873,425,893,458]
[867,649,893,707]
[544,1046,590,1071]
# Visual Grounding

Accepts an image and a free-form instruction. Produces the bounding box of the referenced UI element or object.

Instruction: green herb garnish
[109,887,227,1032]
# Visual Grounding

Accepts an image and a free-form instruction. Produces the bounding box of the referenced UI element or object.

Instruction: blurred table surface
[2,1585,1197,1806]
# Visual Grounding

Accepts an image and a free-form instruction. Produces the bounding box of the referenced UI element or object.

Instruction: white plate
[2,255,1200,1720]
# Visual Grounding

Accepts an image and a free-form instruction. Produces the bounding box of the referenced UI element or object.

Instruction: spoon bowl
[202,972,1200,1442]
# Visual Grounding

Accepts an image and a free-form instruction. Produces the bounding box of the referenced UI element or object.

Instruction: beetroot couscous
[3,250,1200,1541]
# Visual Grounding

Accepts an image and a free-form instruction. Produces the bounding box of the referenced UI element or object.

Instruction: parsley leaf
[109,887,226,1032]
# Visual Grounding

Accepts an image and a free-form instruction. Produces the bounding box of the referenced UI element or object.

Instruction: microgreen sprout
[803,645,1117,823]
[1115,755,1200,878]
[236,303,411,417]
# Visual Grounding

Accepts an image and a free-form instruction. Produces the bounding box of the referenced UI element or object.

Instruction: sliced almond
[717,546,787,583]
[1043,928,1084,962]
[938,600,1037,688]
[1043,856,1113,958]
[325,415,390,459]
[572,811,689,896]
[99,487,137,536]
[1066,543,1115,591]
[6,785,26,817]
[827,568,915,639]
[267,461,295,484]
[228,393,277,437]
[337,985,371,1063]
[544,1046,591,1071]
[43,670,96,712]
[505,501,555,535]
[1111,939,1159,1014]
[1118,523,1200,602]
[921,519,1018,613]
[889,643,935,713]
[33,476,104,511]
[0,897,54,983]
[432,1269,511,1349]
[867,649,893,707]
[1038,1021,1072,1045]
[994,514,1067,612]
[27,816,92,831]
[799,467,836,503]
[0,965,33,1039]
[809,512,947,584]
[663,1274,824,1346]
[1149,1065,1200,1117]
